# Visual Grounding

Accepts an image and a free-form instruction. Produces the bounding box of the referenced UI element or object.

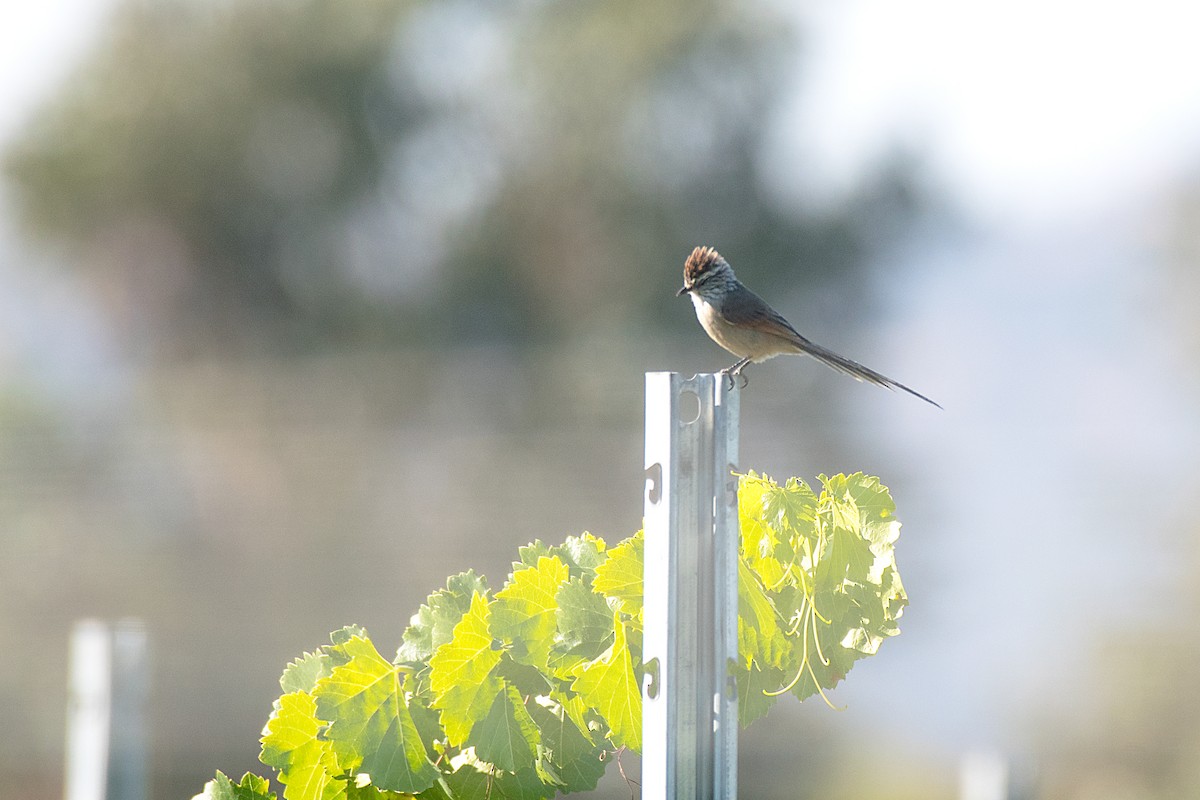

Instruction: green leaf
[591,531,642,607]
[260,692,344,800]
[756,472,818,534]
[192,771,276,800]
[429,592,503,746]
[492,556,569,670]
[736,663,783,728]
[201,469,912,800]
[519,533,608,578]
[329,626,369,647]
[494,655,552,697]
[822,521,875,589]
[570,612,642,752]
[737,560,790,670]
[314,636,439,795]
[823,472,899,545]
[443,756,557,800]
[528,698,607,794]
[344,784,416,800]
[516,539,553,568]
[280,651,332,695]
[556,532,608,575]
[549,576,616,676]
[471,684,540,772]
[733,471,909,707]
[397,571,489,663]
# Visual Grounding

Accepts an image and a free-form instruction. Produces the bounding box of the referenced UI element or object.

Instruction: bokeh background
[3,1,1199,798]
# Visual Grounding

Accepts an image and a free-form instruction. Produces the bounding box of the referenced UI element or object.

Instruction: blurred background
[2,0,1199,798]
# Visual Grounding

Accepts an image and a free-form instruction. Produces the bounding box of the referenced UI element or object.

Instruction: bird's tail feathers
[792,337,942,409]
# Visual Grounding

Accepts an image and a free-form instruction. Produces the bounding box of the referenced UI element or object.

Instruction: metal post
[64,619,149,800]
[107,620,149,800]
[65,621,111,800]
[643,372,740,800]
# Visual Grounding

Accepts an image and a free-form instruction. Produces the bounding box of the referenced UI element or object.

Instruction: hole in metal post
[678,389,701,424]
[645,463,662,504]
[644,657,660,699]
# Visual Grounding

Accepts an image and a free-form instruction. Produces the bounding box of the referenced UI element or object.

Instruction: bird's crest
[683,246,726,287]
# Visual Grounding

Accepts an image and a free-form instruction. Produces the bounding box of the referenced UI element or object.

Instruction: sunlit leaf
[315,636,438,794]
[428,592,503,747]
[397,571,490,664]
[260,692,343,800]
[570,612,641,752]
[492,556,569,670]
[471,684,540,772]
[592,530,643,608]
[192,771,277,800]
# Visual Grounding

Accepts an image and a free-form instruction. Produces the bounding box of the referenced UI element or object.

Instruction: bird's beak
[676,285,689,297]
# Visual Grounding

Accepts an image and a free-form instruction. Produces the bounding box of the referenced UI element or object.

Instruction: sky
[0,3,114,143]
[786,0,1200,226]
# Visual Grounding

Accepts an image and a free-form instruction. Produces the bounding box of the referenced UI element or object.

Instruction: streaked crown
[682,246,731,291]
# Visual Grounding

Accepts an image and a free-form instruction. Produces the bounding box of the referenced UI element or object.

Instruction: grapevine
[194,472,908,800]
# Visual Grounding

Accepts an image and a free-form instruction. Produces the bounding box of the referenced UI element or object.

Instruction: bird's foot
[721,363,749,389]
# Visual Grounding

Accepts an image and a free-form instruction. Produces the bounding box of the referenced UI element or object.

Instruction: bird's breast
[689,293,790,361]
[691,294,749,357]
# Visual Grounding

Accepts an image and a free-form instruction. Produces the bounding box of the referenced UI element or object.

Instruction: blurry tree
[4,0,925,354]
[5,0,411,349]
[1032,523,1200,799]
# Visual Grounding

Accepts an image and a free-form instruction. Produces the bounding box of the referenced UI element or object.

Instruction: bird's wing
[716,284,805,339]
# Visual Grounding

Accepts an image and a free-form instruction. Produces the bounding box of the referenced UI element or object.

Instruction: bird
[677,246,941,408]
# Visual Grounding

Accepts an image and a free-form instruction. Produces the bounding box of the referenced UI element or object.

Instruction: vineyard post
[642,372,740,800]
[64,619,148,800]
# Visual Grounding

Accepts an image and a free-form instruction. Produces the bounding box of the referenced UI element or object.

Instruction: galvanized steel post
[642,372,740,799]
[64,619,148,800]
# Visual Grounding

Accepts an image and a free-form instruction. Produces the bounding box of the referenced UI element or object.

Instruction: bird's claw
[719,368,748,390]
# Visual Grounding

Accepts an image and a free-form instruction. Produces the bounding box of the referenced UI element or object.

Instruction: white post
[64,619,149,800]
[65,621,112,800]
[643,372,740,799]
[108,620,149,800]
[960,750,1009,800]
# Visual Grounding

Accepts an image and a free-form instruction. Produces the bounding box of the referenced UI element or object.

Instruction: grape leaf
[736,662,783,728]
[192,771,277,800]
[591,529,643,616]
[737,560,790,670]
[549,576,615,676]
[569,612,641,752]
[428,592,503,746]
[555,532,608,576]
[492,556,569,670]
[260,692,343,800]
[280,651,332,695]
[314,636,438,794]
[397,571,489,663]
[823,472,899,547]
[528,698,606,794]
[329,626,368,647]
[202,468,912,800]
[471,684,540,772]
[735,472,907,707]
[443,757,557,800]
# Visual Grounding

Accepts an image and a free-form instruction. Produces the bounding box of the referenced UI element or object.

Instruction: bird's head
[677,246,732,297]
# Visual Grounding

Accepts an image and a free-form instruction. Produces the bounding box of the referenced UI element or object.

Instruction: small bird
[677,246,941,408]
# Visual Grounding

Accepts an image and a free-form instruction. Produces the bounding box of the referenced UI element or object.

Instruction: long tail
[793,336,942,409]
